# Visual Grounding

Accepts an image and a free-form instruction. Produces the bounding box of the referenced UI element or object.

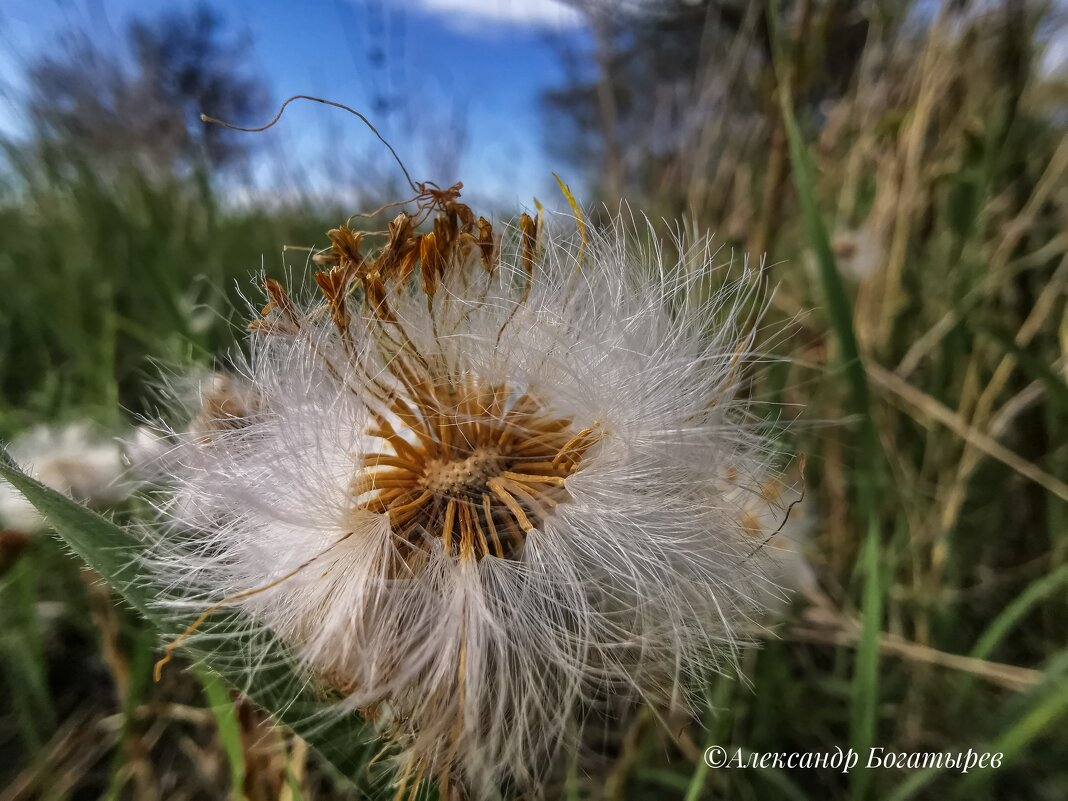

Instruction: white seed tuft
[1,422,127,533]
[146,211,798,796]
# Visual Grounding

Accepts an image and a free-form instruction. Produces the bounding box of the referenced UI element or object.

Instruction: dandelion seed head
[147,190,797,796]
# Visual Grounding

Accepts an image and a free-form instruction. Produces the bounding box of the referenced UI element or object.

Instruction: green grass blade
[972,563,1068,664]
[953,674,1068,798]
[636,769,691,792]
[751,761,810,801]
[0,554,55,753]
[0,448,380,788]
[885,766,943,801]
[889,660,1068,801]
[767,4,887,797]
[199,667,249,801]
[851,514,885,792]
[101,623,156,801]
[684,677,738,801]
[766,11,871,421]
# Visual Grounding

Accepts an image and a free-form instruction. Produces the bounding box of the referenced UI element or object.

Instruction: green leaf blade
[0,449,380,786]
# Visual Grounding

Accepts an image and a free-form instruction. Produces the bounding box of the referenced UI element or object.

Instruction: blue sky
[0,0,591,207]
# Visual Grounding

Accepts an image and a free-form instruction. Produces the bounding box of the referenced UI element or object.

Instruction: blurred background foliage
[1,1,1067,799]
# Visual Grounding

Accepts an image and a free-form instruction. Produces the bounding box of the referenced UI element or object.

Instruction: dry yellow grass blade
[868,363,1068,502]
[789,606,1041,693]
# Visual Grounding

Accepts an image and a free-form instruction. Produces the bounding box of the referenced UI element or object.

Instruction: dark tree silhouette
[26,4,268,174]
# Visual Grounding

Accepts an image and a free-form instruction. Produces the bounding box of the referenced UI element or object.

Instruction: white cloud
[410,0,585,31]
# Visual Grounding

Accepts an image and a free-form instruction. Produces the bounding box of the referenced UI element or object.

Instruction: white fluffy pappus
[145,205,799,797]
[1,422,128,534]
